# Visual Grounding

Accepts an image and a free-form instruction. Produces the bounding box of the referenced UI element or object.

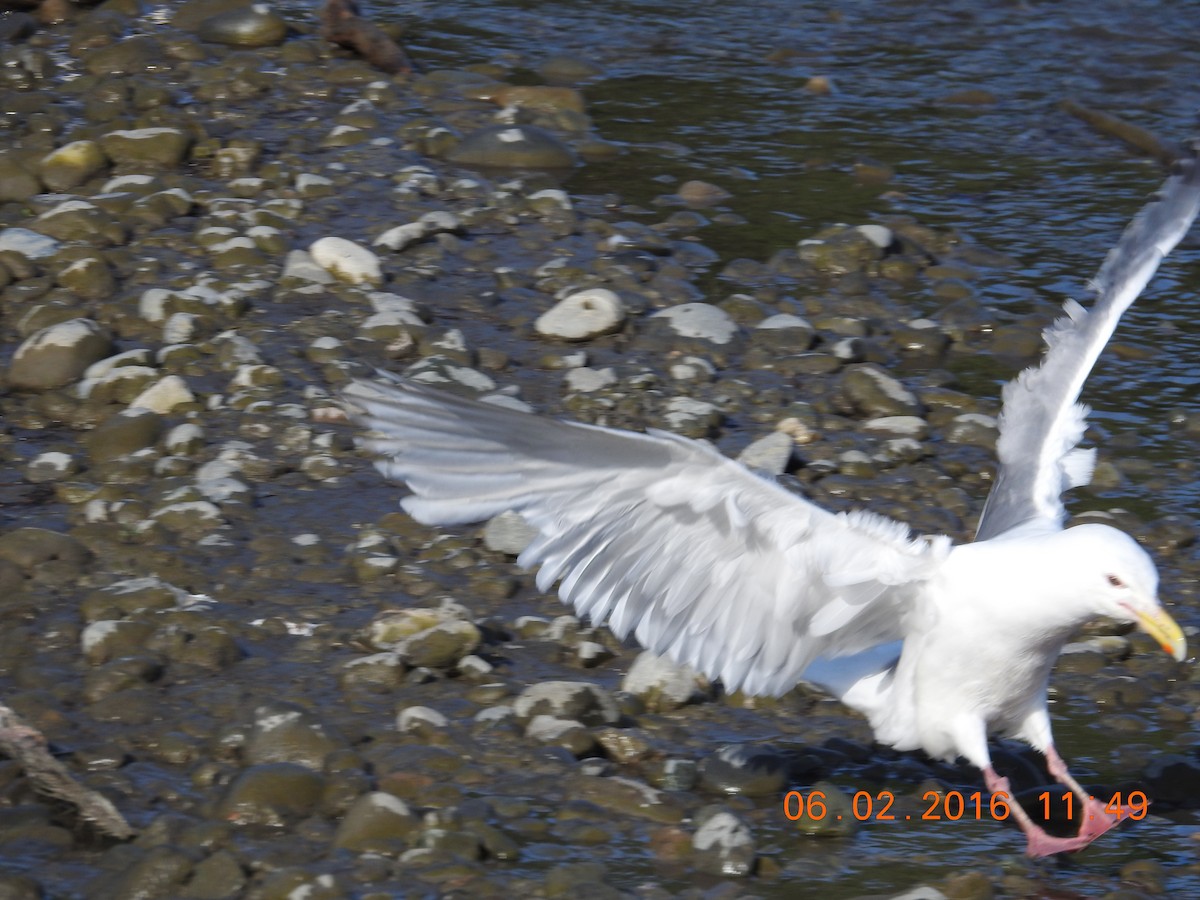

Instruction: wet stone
[179,849,246,899]
[332,791,418,851]
[214,763,326,826]
[99,846,193,900]
[1143,753,1200,805]
[790,781,856,836]
[244,703,345,770]
[99,127,192,168]
[38,140,108,192]
[81,620,156,665]
[692,808,755,877]
[621,650,707,711]
[0,156,40,203]
[8,318,113,390]
[483,510,538,555]
[195,4,288,47]
[513,681,621,726]
[447,124,576,169]
[400,620,482,668]
[737,431,794,475]
[535,288,626,341]
[84,409,165,462]
[310,236,383,286]
[397,705,449,734]
[753,313,816,351]
[650,302,739,345]
[944,412,999,448]
[526,715,597,757]
[0,528,91,584]
[840,364,924,417]
[566,774,684,824]
[699,744,788,796]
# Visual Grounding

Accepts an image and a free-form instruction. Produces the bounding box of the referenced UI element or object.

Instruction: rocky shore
[0,1,1196,897]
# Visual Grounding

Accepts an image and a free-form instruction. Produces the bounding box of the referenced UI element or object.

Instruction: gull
[342,152,1198,857]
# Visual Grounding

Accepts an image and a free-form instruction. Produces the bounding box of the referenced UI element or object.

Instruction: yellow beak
[1134,607,1187,662]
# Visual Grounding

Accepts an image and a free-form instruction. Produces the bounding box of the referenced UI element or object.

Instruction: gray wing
[976,152,1200,541]
[342,378,950,696]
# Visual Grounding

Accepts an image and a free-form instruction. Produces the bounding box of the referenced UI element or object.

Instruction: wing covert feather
[342,379,949,696]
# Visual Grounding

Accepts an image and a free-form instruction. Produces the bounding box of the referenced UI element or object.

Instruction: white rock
[397,706,448,732]
[564,366,617,393]
[651,303,738,344]
[736,431,793,475]
[309,237,383,286]
[856,223,894,249]
[281,250,335,284]
[129,375,195,414]
[535,288,626,341]
[0,227,62,260]
[621,650,705,710]
[483,510,538,556]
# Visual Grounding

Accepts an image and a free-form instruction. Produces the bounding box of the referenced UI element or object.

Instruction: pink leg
[984,767,1095,857]
[1043,744,1141,843]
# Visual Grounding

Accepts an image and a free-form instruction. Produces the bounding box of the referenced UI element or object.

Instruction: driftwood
[319,0,413,75]
[0,701,135,841]
[1061,99,1179,166]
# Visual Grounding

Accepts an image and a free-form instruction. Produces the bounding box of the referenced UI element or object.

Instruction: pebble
[737,431,794,475]
[374,211,463,251]
[651,303,738,344]
[8,318,113,390]
[535,288,626,341]
[699,744,788,796]
[692,808,756,876]
[620,651,707,711]
[98,127,192,168]
[483,510,539,555]
[195,4,289,47]
[513,681,621,726]
[309,236,384,286]
[447,124,577,168]
[564,366,617,392]
[332,792,418,851]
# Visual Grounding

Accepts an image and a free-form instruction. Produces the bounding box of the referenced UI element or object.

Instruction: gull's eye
[1107,574,1124,588]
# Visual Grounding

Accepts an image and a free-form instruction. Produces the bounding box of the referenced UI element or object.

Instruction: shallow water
[398,0,1200,510]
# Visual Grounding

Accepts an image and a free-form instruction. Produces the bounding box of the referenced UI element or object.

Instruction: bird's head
[1064,524,1186,662]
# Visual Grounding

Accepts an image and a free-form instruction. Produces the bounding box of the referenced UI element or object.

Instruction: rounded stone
[840,364,924,417]
[400,620,482,668]
[535,288,626,341]
[309,236,383,287]
[621,651,705,712]
[99,128,193,168]
[9,318,113,390]
[214,763,325,826]
[482,510,538,556]
[196,5,288,47]
[38,141,109,192]
[513,681,621,727]
[699,744,788,796]
[84,409,165,462]
[693,809,755,877]
[332,792,418,851]
[244,703,345,770]
[447,125,576,169]
[0,156,40,203]
[651,303,739,345]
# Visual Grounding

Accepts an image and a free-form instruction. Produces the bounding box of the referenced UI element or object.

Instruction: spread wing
[342,378,950,696]
[976,151,1200,541]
